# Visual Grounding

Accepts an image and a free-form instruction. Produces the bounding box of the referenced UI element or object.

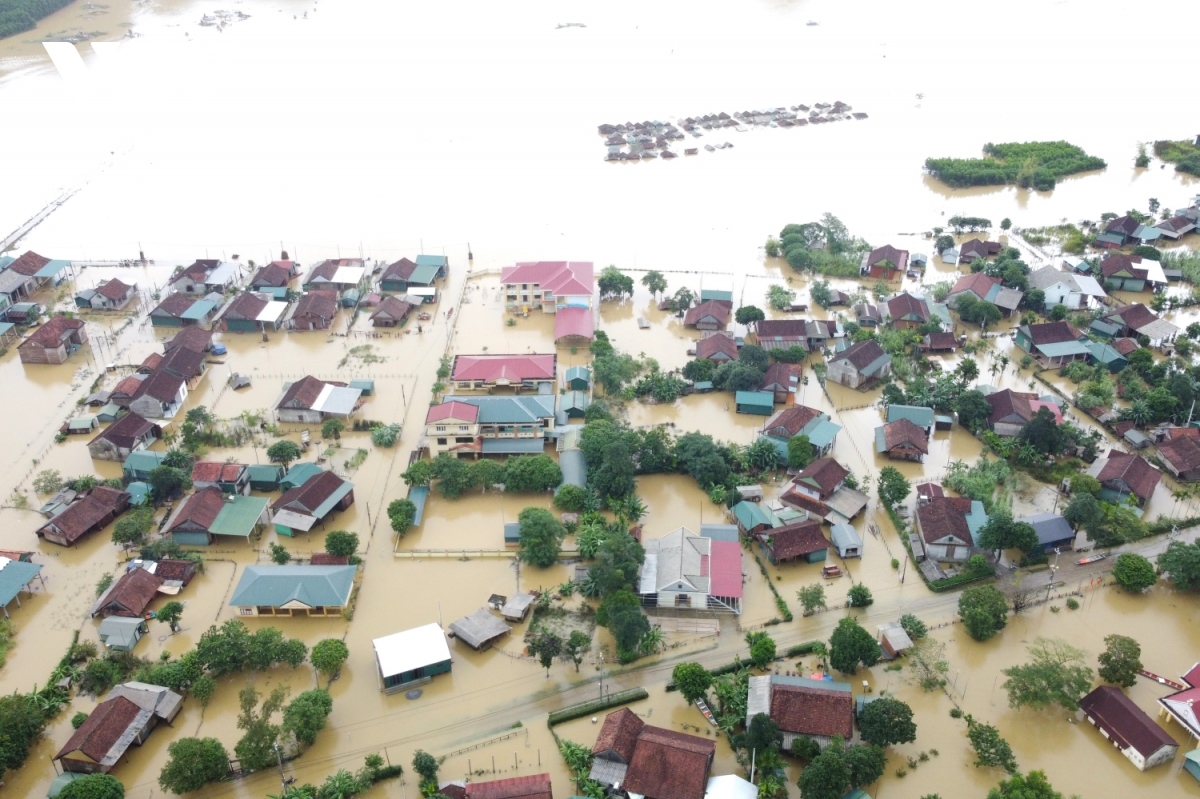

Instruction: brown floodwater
[2,1,1200,798]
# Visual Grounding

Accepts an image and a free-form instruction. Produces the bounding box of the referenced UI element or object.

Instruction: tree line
[0,0,73,40]
[925,140,1106,191]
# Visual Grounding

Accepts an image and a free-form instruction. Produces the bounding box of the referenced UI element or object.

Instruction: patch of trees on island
[0,0,77,41]
[925,141,1107,191]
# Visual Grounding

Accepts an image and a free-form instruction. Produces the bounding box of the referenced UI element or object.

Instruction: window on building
[437,438,447,445]
[436,425,446,432]
[240,607,253,615]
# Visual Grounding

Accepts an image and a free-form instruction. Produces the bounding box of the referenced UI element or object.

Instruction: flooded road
[0,1,1199,798]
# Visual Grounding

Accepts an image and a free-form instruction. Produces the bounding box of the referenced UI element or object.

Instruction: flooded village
[2,2,1200,799]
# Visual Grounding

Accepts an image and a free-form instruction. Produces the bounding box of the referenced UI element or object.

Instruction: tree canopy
[986,770,1065,799]
[1001,637,1094,712]
[158,737,230,794]
[266,440,303,469]
[958,585,1009,641]
[598,266,634,300]
[876,467,911,509]
[829,617,882,675]
[310,638,350,679]
[857,697,916,747]
[57,774,125,799]
[324,530,359,557]
[672,663,712,704]
[1157,540,1200,591]
[1112,553,1157,593]
[1098,634,1142,688]
[517,507,564,568]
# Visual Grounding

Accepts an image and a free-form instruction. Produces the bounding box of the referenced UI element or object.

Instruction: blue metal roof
[416,254,448,268]
[887,404,934,429]
[445,395,555,424]
[735,390,774,407]
[1036,340,1091,358]
[229,565,356,608]
[733,501,779,529]
[408,486,429,526]
[504,522,521,542]
[180,299,217,320]
[0,558,42,607]
[481,438,545,454]
[559,448,586,488]
[34,259,71,279]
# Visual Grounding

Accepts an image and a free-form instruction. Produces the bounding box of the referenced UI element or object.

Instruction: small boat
[695,699,717,726]
[1076,553,1107,565]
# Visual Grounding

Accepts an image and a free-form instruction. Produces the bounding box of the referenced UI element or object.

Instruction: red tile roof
[769,681,854,739]
[1103,303,1159,332]
[761,519,828,561]
[154,559,197,584]
[425,401,480,424]
[830,339,887,370]
[761,362,798,392]
[139,352,164,372]
[1112,338,1139,356]
[223,291,269,320]
[917,497,975,546]
[959,238,1000,260]
[921,332,957,350]
[96,566,165,616]
[1079,686,1177,758]
[763,406,823,437]
[986,389,1038,426]
[380,258,418,282]
[95,278,134,301]
[309,553,350,565]
[695,334,738,361]
[881,418,929,454]
[20,315,85,349]
[152,293,200,318]
[867,244,908,269]
[39,494,124,544]
[158,345,206,380]
[1021,321,1084,346]
[168,487,227,532]
[1096,452,1162,502]
[593,707,644,762]
[133,369,184,403]
[794,458,848,497]
[370,295,412,321]
[163,326,213,354]
[91,411,157,449]
[884,292,930,323]
[191,462,247,483]
[949,271,1000,300]
[294,290,339,320]
[1100,254,1148,280]
[306,259,361,283]
[622,725,715,799]
[465,774,553,799]
[272,470,349,514]
[55,696,143,763]
[278,375,330,409]
[917,482,945,499]
[452,354,556,383]
[251,263,293,287]
[7,250,51,276]
[683,300,730,327]
[1104,215,1140,236]
[90,485,131,511]
[757,319,809,339]
[500,261,594,297]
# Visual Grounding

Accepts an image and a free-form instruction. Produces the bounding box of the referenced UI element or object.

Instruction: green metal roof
[886,404,934,429]
[504,522,521,542]
[802,419,841,450]
[447,395,555,424]
[127,481,151,505]
[180,299,217,320]
[565,365,590,381]
[247,464,285,482]
[1035,340,1091,358]
[68,416,97,431]
[0,558,42,607]
[701,289,733,302]
[481,438,544,454]
[281,462,324,490]
[34,259,71,279]
[416,254,448,268]
[209,495,269,537]
[348,378,375,395]
[965,500,989,538]
[123,450,169,474]
[1087,341,1126,363]
[562,390,590,411]
[735,390,774,408]
[97,403,122,422]
[733,501,779,529]
[407,264,440,285]
[229,565,356,608]
[1090,319,1121,337]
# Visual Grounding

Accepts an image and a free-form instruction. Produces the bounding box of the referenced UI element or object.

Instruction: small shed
[66,416,98,435]
[98,616,147,652]
[735,485,763,502]
[564,366,590,391]
[123,450,169,481]
[126,482,151,506]
[1185,750,1200,784]
[562,391,590,418]
[500,592,535,622]
[247,464,285,491]
[503,522,521,547]
[349,378,375,396]
[1124,429,1150,449]
[735,391,775,416]
[830,524,862,558]
[732,501,780,534]
[280,462,324,491]
[448,608,511,650]
[693,380,714,393]
[96,403,122,423]
[877,622,914,659]
[340,288,361,308]
[373,622,452,693]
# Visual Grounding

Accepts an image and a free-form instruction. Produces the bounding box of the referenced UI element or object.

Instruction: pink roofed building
[638,527,743,614]
[423,401,482,457]
[451,354,557,392]
[500,261,594,314]
[1159,663,1200,747]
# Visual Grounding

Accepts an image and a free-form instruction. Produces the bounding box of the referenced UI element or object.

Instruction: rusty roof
[622,725,715,799]
[465,774,553,799]
[769,681,854,739]
[922,332,957,350]
[885,292,930,322]
[95,278,134,301]
[829,338,886,370]
[20,315,85,349]
[39,495,118,544]
[1096,451,1162,502]
[683,300,731,327]
[949,271,1000,299]
[309,553,350,565]
[191,461,247,483]
[163,326,213,354]
[1104,215,1141,236]
[278,375,329,409]
[1112,338,1139,355]
[986,388,1037,426]
[881,418,930,454]
[154,559,197,584]
[55,696,143,763]
[168,486,227,532]
[916,497,975,546]
[91,411,156,449]
[7,250,51,276]
[695,334,738,360]
[1158,436,1200,474]
[139,352,164,372]
[95,567,164,616]
[763,405,823,437]
[757,319,809,339]
[294,290,339,319]
[794,458,849,496]
[761,519,828,561]
[593,707,645,761]
[761,361,798,391]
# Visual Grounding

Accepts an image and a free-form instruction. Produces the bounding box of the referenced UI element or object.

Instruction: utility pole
[273,742,287,795]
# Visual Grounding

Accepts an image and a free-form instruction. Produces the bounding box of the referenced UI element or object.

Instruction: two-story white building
[424,395,556,457]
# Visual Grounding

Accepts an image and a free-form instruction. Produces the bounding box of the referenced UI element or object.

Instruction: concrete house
[290,290,339,331]
[875,418,929,462]
[1079,686,1178,771]
[17,315,87,364]
[861,244,908,280]
[757,519,828,565]
[303,259,366,292]
[1099,254,1149,291]
[985,388,1062,437]
[745,675,854,750]
[424,400,482,457]
[452,354,557,392]
[167,487,269,546]
[916,497,987,564]
[638,526,743,614]
[683,299,731,330]
[1158,663,1200,748]
[229,564,356,617]
[1027,266,1106,310]
[88,412,160,461]
[156,345,208,390]
[76,278,137,311]
[428,395,555,457]
[695,332,738,362]
[149,293,218,328]
[1093,451,1162,507]
[170,259,240,294]
[787,458,849,503]
[500,261,593,314]
[760,362,799,403]
[5,250,70,293]
[373,623,452,693]
[1099,303,1180,346]
[826,339,891,388]
[273,376,363,423]
[128,370,188,419]
[270,470,355,535]
[370,295,413,328]
[55,695,163,775]
[90,567,164,618]
[1015,321,1091,366]
[36,487,130,547]
[1157,435,1200,482]
[883,292,934,330]
[590,708,716,799]
[1016,512,1077,553]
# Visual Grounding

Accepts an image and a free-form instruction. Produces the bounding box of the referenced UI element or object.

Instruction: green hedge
[928,572,994,593]
[784,641,822,658]
[548,687,649,726]
[666,660,747,692]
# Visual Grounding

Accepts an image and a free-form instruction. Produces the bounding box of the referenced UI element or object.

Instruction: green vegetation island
[1153,139,1200,176]
[0,0,73,40]
[925,141,1107,191]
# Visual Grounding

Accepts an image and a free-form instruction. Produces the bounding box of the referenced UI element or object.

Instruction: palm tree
[957,357,980,385]
[996,354,1009,375]
[638,626,665,656]
[1015,443,1039,466]
[623,495,647,525]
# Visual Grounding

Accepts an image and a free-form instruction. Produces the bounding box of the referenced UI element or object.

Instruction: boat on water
[1076,553,1107,565]
[695,699,717,725]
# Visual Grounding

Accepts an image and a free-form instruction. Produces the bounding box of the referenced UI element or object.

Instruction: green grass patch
[925,141,1106,190]
[1153,140,1200,176]
[548,687,650,725]
[0,619,13,669]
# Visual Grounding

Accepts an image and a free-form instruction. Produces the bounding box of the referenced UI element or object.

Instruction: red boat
[1076,553,1107,565]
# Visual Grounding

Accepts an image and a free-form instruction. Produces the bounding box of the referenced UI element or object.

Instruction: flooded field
[0,1,1199,799]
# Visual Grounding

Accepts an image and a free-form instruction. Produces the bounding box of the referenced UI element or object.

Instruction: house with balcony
[500,261,594,313]
[451,354,556,392]
[427,396,557,457]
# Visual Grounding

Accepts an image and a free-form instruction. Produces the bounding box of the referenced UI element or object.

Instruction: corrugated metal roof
[1035,340,1091,357]
[559,449,586,488]
[0,557,43,606]
[480,438,544,454]
[209,495,268,537]
[180,299,217,320]
[229,565,356,608]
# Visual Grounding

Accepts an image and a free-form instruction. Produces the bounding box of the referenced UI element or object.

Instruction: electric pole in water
[274,742,287,794]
